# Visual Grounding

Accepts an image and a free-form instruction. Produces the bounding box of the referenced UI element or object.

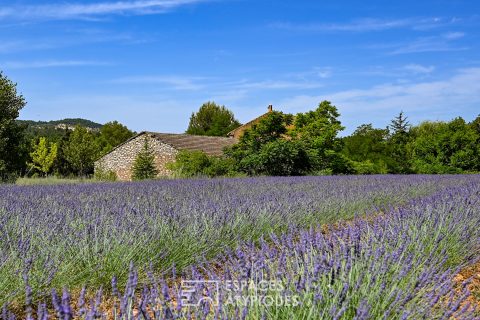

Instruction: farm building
[94,105,277,180]
[94,132,237,180]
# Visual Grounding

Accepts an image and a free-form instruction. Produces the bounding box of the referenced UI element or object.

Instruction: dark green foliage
[293,101,347,173]
[132,138,158,180]
[408,118,479,173]
[225,111,309,175]
[17,119,133,178]
[0,72,27,181]
[253,139,311,176]
[471,115,480,135]
[186,101,241,136]
[17,118,102,129]
[225,104,351,176]
[342,124,391,174]
[97,121,135,156]
[343,114,480,174]
[387,111,412,173]
[63,126,100,176]
[52,130,75,177]
[168,150,237,177]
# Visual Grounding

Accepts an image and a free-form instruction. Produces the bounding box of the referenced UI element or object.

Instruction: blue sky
[2,0,479,134]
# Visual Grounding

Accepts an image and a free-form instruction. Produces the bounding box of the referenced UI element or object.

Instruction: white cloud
[112,75,207,90]
[443,31,465,40]
[2,60,111,69]
[403,64,435,74]
[232,80,324,90]
[0,0,208,21]
[111,70,328,92]
[269,17,449,33]
[279,68,480,114]
[388,33,467,54]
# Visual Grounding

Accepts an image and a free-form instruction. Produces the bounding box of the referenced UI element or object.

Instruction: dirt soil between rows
[453,260,480,315]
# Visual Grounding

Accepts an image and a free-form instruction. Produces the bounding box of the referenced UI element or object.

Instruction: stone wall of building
[94,133,178,181]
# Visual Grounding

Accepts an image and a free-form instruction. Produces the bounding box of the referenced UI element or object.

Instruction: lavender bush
[1,175,479,319]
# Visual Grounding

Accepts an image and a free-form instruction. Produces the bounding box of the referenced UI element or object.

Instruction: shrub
[132,138,158,180]
[168,150,238,178]
[94,167,118,181]
[352,160,388,174]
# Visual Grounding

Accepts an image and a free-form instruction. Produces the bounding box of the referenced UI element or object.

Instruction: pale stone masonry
[94,132,237,181]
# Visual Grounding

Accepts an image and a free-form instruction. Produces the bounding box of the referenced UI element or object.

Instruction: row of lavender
[9,175,477,320]
[1,175,479,318]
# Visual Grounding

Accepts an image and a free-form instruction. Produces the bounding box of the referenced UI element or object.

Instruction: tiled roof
[148,132,237,156]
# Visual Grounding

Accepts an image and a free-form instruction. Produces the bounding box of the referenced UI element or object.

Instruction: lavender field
[1,175,479,319]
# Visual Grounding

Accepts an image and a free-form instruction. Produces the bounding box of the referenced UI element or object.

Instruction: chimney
[267,105,273,112]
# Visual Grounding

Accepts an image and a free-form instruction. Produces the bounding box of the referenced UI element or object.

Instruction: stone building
[95,105,280,181]
[94,132,237,181]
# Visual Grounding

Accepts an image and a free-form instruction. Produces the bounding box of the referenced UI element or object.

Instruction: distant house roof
[147,132,237,156]
[95,131,238,163]
[227,105,273,138]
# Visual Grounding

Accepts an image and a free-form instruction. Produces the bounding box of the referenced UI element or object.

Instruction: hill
[17,118,103,130]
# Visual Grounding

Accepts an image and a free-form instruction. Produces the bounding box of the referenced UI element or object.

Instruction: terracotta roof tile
[148,132,237,156]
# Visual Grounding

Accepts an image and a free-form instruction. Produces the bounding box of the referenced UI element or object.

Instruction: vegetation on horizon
[1,70,479,182]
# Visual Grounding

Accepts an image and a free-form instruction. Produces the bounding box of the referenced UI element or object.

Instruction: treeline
[171,101,480,177]
[2,70,480,182]
[0,71,135,182]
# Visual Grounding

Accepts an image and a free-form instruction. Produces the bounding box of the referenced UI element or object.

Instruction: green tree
[63,126,100,176]
[132,138,158,180]
[387,111,412,173]
[53,130,75,176]
[255,139,311,176]
[471,115,480,135]
[408,118,479,173]
[225,111,302,175]
[293,101,347,173]
[97,121,135,156]
[0,71,27,181]
[186,102,241,136]
[28,137,58,176]
[342,124,390,174]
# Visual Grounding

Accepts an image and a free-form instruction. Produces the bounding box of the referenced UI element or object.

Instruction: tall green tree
[97,121,135,156]
[408,118,479,173]
[471,115,480,135]
[342,124,390,174]
[132,138,158,180]
[387,111,412,173]
[63,126,100,176]
[293,101,348,173]
[0,71,27,181]
[28,137,58,176]
[186,102,241,136]
[225,111,304,175]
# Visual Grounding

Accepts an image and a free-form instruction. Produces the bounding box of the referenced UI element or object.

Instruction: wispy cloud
[0,29,145,54]
[111,68,330,92]
[2,60,111,69]
[0,0,208,21]
[111,75,207,90]
[280,68,480,116]
[403,64,435,74]
[232,80,324,90]
[269,17,449,33]
[367,32,467,55]
[443,31,465,40]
